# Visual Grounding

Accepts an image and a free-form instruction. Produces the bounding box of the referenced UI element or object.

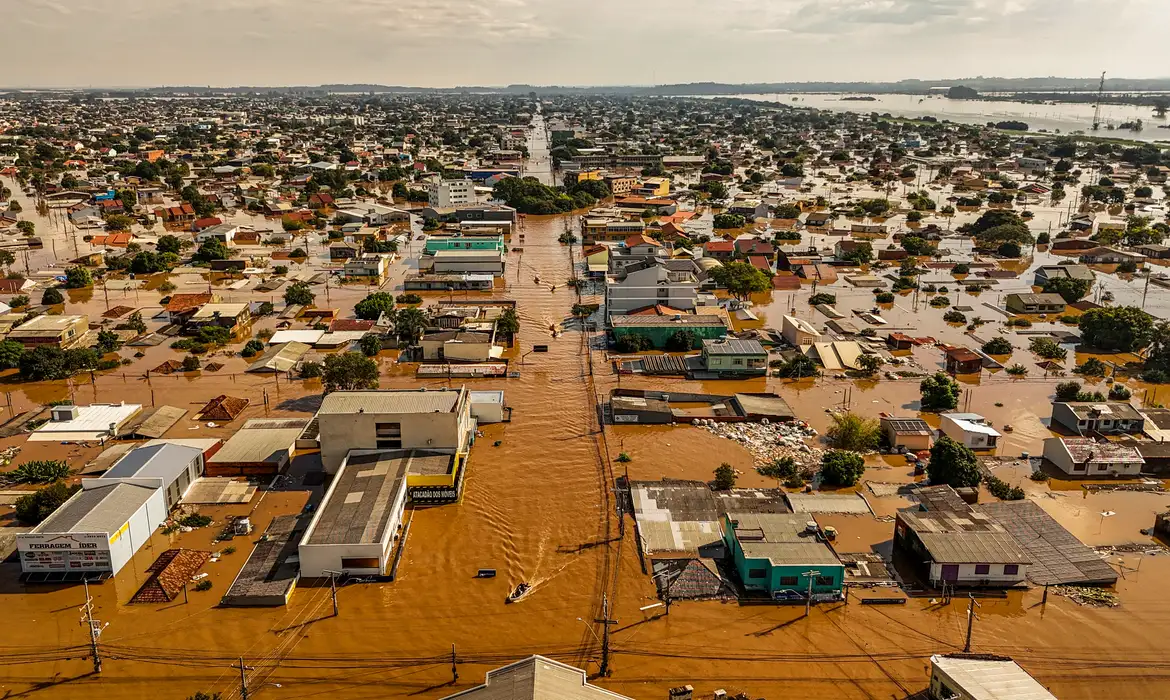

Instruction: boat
[506,582,531,604]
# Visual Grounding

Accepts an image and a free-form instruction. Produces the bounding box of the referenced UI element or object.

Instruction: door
[941,564,960,582]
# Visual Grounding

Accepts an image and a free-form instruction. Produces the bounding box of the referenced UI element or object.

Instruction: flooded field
[0,205,1169,700]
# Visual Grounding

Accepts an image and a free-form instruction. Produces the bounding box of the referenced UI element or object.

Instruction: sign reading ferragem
[17,533,112,572]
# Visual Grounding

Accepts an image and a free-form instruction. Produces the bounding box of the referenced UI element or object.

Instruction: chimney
[668,686,693,700]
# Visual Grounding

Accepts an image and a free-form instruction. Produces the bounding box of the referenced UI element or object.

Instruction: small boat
[506,582,531,604]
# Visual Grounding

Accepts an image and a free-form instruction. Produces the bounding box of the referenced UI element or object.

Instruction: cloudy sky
[10,0,1169,87]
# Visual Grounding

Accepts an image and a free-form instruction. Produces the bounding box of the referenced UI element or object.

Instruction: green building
[722,512,845,600]
[424,235,505,255]
[610,315,728,350]
[701,338,768,376]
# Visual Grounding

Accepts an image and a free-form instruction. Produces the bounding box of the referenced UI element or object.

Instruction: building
[880,417,934,452]
[700,338,767,376]
[163,293,217,324]
[430,249,506,275]
[781,315,821,346]
[603,174,638,196]
[722,512,845,600]
[1042,437,1144,477]
[205,418,305,477]
[315,387,475,474]
[342,253,393,285]
[469,390,508,424]
[1137,243,1170,259]
[636,176,671,197]
[605,262,699,317]
[30,402,143,443]
[441,655,633,700]
[1077,246,1144,265]
[1033,264,1094,286]
[194,223,240,245]
[335,204,410,227]
[186,303,251,333]
[610,315,728,350]
[929,654,1057,700]
[419,330,500,363]
[17,480,167,580]
[297,451,409,578]
[404,273,494,291]
[1004,293,1066,315]
[7,314,89,350]
[102,443,204,510]
[428,179,476,208]
[894,508,1029,587]
[728,199,768,219]
[945,347,983,375]
[939,413,1001,450]
[424,235,506,255]
[1050,402,1145,435]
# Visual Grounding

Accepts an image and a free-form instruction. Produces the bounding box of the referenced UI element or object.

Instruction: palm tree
[394,307,428,345]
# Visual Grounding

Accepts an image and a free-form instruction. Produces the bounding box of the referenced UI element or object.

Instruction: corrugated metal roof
[318,389,463,415]
[208,427,300,466]
[702,338,766,355]
[105,443,202,481]
[246,341,311,373]
[34,482,156,535]
[728,512,841,568]
[931,655,1056,700]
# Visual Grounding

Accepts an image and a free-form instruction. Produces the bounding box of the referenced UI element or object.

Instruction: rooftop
[899,510,1030,565]
[318,388,465,415]
[1054,437,1144,464]
[104,443,203,481]
[930,654,1057,700]
[207,420,306,465]
[443,655,632,700]
[702,338,766,356]
[34,482,157,535]
[9,314,86,334]
[303,452,411,546]
[882,417,933,436]
[1056,401,1144,422]
[725,512,842,568]
[610,314,727,328]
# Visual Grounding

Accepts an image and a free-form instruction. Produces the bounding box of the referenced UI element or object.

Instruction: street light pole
[803,569,821,617]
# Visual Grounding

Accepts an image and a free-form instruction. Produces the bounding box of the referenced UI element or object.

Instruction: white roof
[31,403,142,441]
[269,330,324,345]
[949,417,1002,437]
[931,655,1056,700]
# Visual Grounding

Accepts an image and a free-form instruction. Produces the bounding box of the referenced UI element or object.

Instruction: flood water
[723,93,1170,143]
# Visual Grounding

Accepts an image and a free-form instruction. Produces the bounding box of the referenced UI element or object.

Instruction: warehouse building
[101,443,205,510]
[929,654,1056,700]
[30,402,143,443]
[721,512,844,601]
[206,418,305,477]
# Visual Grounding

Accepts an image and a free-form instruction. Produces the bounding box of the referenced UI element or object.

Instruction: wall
[318,404,469,473]
[927,561,1026,586]
[109,487,168,575]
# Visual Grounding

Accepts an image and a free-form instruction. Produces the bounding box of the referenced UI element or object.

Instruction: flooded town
[0,83,1168,700]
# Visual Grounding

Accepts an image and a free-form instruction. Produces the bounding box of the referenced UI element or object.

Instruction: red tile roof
[165,293,213,313]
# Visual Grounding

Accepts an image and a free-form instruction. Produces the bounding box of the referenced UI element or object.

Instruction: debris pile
[1053,585,1119,608]
[694,419,824,468]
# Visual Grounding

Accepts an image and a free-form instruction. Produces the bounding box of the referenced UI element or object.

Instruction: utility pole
[803,569,821,617]
[324,569,341,616]
[80,578,104,674]
[595,593,617,676]
[963,594,980,652]
[450,643,458,684]
[234,657,252,700]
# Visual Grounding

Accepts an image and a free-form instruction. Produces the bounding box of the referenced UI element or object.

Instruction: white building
[428,179,476,208]
[1042,437,1144,478]
[781,315,821,347]
[430,249,506,275]
[101,443,204,509]
[604,263,699,317]
[30,403,143,443]
[929,654,1056,700]
[194,223,240,245]
[940,413,1002,450]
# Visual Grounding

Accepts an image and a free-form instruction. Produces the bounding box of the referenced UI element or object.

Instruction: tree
[840,241,874,265]
[193,239,232,262]
[15,220,34,236]
[129,251,170,274]
[322,352,379,393]
[181,355,201,372]
[920,372,960,411]
[615,334,654,353]
[997,241,1022,258]
[820,450,866,487]
[0,339,23,369]
[41,287,64,305]
[105,214,135,231]
[713,463,737,490]
[496,307,520,335]
[15,482,81,525]
[359,333,382,357]
[774,354,819,378]
[826,412,881,451]
[926,436,981,488]
[354,292,395,320]
[241,339,264,357]
[0,250,15,273]
[774,203,802,219]
[283,281,315,307]
[665,329,698,351]
[702,181,729,200]
[981,337,1013,355]
[156,234,183,255]
[850,350,880,375]
[64,267,92,289]
[1079,306,1154,352]
[1029,337,1067,361]
[19,346,68,380]
[394,307,428,344]
[96,330,121,353]
[713,213,746,229]
[1055,381,1085,402]
[901,236,935,256]
[758,456,798,480]
[709,261,770,300]
[125,310,147,334]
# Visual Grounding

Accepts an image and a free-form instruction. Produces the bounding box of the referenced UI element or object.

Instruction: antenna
[1092,72,1106,131]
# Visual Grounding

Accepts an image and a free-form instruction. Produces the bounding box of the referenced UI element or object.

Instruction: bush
[986,476,1025,501]
[14,482,80,524]
[982,337,1012,355]
[774,354,819,378]
[951,263,970,274]
[615,334,654,353]
[665,330,698,351]
[359,333,382,357]
[9,295,29,309]
[196,326,231,346]
[1108,384,1132,400]
[874,291,895,303]
[1006,363,1029,376]
[892,276,917,292]
[181,355,201,372]
[808,293,837,306]
[194,580,213,592]
[299,361,323,378]
[713,213,746,229]
[929,296,950,308]
[395,293,423,305]
[1029,337,1067,360]
[713,463,736,490]
[826,412,881,452]
[257,301,274,316]
[1005,318,1032,328]
[943,310,967,324]
[1074,357,1107,377]
[41,287,64,305]
[6,460,70,484]
[179,513,212,528]
[241,339,264,357]
[758,456,798,480]
[1055,381,1084,402]
[820,450,866,487]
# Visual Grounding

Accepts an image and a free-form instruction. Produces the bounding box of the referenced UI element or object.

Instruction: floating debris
[693,418,824,468]
[1053,585,1120,608]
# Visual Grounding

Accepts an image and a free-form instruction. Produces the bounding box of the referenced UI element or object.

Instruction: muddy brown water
[2,203,1170,697]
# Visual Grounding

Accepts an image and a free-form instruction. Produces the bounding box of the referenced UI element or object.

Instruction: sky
[9,0,1170,88]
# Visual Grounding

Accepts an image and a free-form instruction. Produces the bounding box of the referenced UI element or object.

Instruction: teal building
[424,235,505,255]
[722,512,845,600]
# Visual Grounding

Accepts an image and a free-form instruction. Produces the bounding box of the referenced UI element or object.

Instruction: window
[1097,464,1108,471]
[779,576,798,586]
[375,422,402,449]
[815,576,833,587]
[732,359,744,366]
[974,564,990,575]
[1073,464,1086,471]
[341,557,380,570]
[748,569,767,579]
[1003,564,1019,575]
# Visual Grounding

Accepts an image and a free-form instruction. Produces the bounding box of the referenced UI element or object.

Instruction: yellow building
[565,170,604,186]
[638,177,671,197]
